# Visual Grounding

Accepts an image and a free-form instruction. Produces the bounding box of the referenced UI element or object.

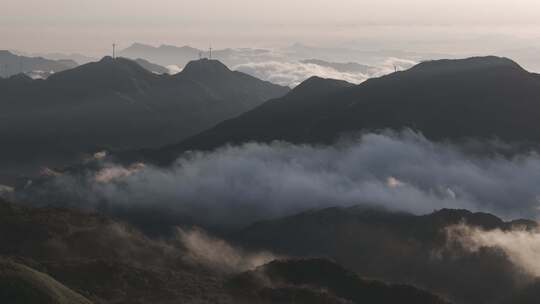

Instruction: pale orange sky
[2,0,540,54]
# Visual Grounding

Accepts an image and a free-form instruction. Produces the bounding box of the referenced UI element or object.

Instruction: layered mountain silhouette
[133,58,169,74]
[35,52,97,65]
[232,205,537,304]
[4,196,539,304]
[150,56,540,163]
[119,43,202,67]
[0,57,288,183]
[0,199,451,304]
[229,258,450,304]
[0,50,77,78]
[301,59,375,74]
[118,42,278,68]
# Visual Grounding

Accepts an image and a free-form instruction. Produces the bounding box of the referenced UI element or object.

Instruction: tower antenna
[393,64,397,73]
[209,45,212,60]
[112,43,116,59]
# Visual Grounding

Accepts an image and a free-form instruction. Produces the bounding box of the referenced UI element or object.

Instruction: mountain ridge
[145,56,540,164]
[0,57,289,184]
[231,204,538,304]
[0,50,78,78]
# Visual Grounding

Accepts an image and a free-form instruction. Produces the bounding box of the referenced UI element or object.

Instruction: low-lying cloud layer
[25,131,540,229]
[177,228,277,273]
[233,58,416,87]
[234,61,370,87]
[447,224,540,277]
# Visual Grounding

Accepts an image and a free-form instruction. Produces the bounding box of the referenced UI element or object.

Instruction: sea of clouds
[233,57,416,87]
[23,131,540,230]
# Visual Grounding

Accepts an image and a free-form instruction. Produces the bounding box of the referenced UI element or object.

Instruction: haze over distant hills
[0,57,288,183]
[150,56,540,162]
[117,42,420,87]
[118,43,280,68]
[31,52,97,65]
[0,50,77,78]
[119,43,202,67]
[300,59,375,74]
[132,58,169,74]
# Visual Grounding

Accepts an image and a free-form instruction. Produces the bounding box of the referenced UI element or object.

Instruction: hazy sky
[2,0,540,55]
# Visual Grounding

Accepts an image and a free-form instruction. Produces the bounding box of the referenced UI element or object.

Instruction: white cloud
[447,224,540,277]
[234,58,416,87]
[32,131,540,229]
[176,227,277,273]
[234,60,367,87]
[166,65,182,74]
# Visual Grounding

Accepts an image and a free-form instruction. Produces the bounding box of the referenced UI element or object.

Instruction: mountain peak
[68,56,150,74]
[180,58,231,78]
[124,42,152,51]
[409,56,523,76]
[288,76,354,99]
[46,56,158,92]
[99,55,114,62]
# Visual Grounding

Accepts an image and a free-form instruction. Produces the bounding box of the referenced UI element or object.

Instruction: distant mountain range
[119,43,202,67]
[148,56,540,163]
[132,58,169,74]
[118,43,282,68]
[0,50,77,78]
[0,57,288,183]
[31,52,97,65]
[301,59,375,74]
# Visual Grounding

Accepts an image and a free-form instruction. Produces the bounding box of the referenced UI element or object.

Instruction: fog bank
[23,131,540,228]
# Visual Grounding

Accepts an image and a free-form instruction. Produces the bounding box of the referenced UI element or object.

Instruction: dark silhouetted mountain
[149,56,540,163]
[0,57,288,184]
[301,59,375,74]
[0,199,455,304]
[229,258,451,304]
[0,199,235,303]
[0,73,34,88]
[132,58,169,74]
[232,206,537,304]
[0,258,93,304]
[44,56,160,93]
[501,279,540,304]
[0,50,77,78]
[497,47,540,73]
[287,76,355,99]
[151,76,353,162]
